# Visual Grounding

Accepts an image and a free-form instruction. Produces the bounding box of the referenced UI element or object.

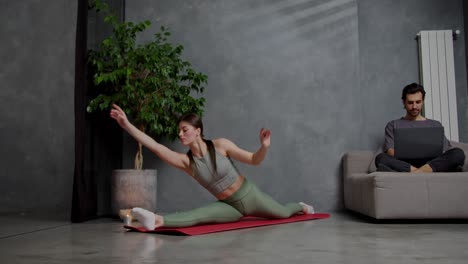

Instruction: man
[375,83,465,172]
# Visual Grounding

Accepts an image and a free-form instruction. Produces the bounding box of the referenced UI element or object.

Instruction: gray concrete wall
[124,0,467,213]
[359,0,468,149]
[0,0,461,216]
[125,0,361,213]
[0,1,77,213]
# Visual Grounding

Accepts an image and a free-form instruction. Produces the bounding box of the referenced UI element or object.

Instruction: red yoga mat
[124,213,330,236]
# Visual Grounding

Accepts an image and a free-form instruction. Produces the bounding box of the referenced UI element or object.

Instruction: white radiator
[417,30,459,141]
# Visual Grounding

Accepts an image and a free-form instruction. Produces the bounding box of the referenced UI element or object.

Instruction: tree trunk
[134,124,145,169]
[134,142,143,170]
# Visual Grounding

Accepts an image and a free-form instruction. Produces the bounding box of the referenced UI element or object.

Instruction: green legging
[163,178,303,228]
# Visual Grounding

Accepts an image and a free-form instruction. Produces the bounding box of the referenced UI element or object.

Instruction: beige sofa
[343,142,468,219]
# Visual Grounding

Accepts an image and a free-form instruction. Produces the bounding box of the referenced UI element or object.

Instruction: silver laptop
[394,127,444,160]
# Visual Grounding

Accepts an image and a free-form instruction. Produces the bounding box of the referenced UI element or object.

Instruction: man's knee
[448,147,466,165]
[375,152,390,166]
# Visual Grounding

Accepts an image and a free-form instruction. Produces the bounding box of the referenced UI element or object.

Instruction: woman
[110,104,314,230]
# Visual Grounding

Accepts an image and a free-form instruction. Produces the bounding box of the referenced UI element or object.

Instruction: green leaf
[87,5,208,145]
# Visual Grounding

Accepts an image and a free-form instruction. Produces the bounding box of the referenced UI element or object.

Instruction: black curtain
[72,0,97,222]
[72,0,123,222]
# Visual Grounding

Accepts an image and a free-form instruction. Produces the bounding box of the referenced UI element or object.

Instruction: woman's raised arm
[216,128,271,166]
[110,104,190,172]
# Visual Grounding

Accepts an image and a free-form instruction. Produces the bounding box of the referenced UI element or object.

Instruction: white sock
[131,207,156,230]
[299,202,315,214]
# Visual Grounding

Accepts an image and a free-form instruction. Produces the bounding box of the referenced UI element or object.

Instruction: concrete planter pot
[111,169,157,216]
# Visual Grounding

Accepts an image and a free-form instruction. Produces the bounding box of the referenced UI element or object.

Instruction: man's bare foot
[415,164,433,173]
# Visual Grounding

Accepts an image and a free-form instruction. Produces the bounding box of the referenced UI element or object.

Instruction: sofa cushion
[372,172,468,218]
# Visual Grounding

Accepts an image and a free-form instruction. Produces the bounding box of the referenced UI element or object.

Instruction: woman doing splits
[110,104,314,230]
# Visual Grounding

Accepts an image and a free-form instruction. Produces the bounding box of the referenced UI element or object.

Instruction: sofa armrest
[451,141,468,153]
[343,151,374,177]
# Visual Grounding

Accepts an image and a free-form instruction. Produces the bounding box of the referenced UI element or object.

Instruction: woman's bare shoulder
[212,138,234,156]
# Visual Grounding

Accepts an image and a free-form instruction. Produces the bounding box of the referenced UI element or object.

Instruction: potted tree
[87,0,208,216]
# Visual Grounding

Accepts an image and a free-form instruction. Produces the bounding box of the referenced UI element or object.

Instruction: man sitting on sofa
[375,83,465,172]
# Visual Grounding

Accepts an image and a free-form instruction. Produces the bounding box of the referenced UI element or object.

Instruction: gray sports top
[191,151,240,196]
[383,118,451,152]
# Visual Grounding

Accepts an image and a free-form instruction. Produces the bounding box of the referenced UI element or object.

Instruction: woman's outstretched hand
[110,104,130,129]
[259,128,271,148]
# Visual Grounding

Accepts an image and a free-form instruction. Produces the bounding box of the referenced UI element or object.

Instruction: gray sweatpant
[163,178,303,228]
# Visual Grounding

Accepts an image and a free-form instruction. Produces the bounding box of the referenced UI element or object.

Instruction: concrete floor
[1,211,468,264]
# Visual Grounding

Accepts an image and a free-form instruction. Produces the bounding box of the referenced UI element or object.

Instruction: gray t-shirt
[383,118,451,153]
